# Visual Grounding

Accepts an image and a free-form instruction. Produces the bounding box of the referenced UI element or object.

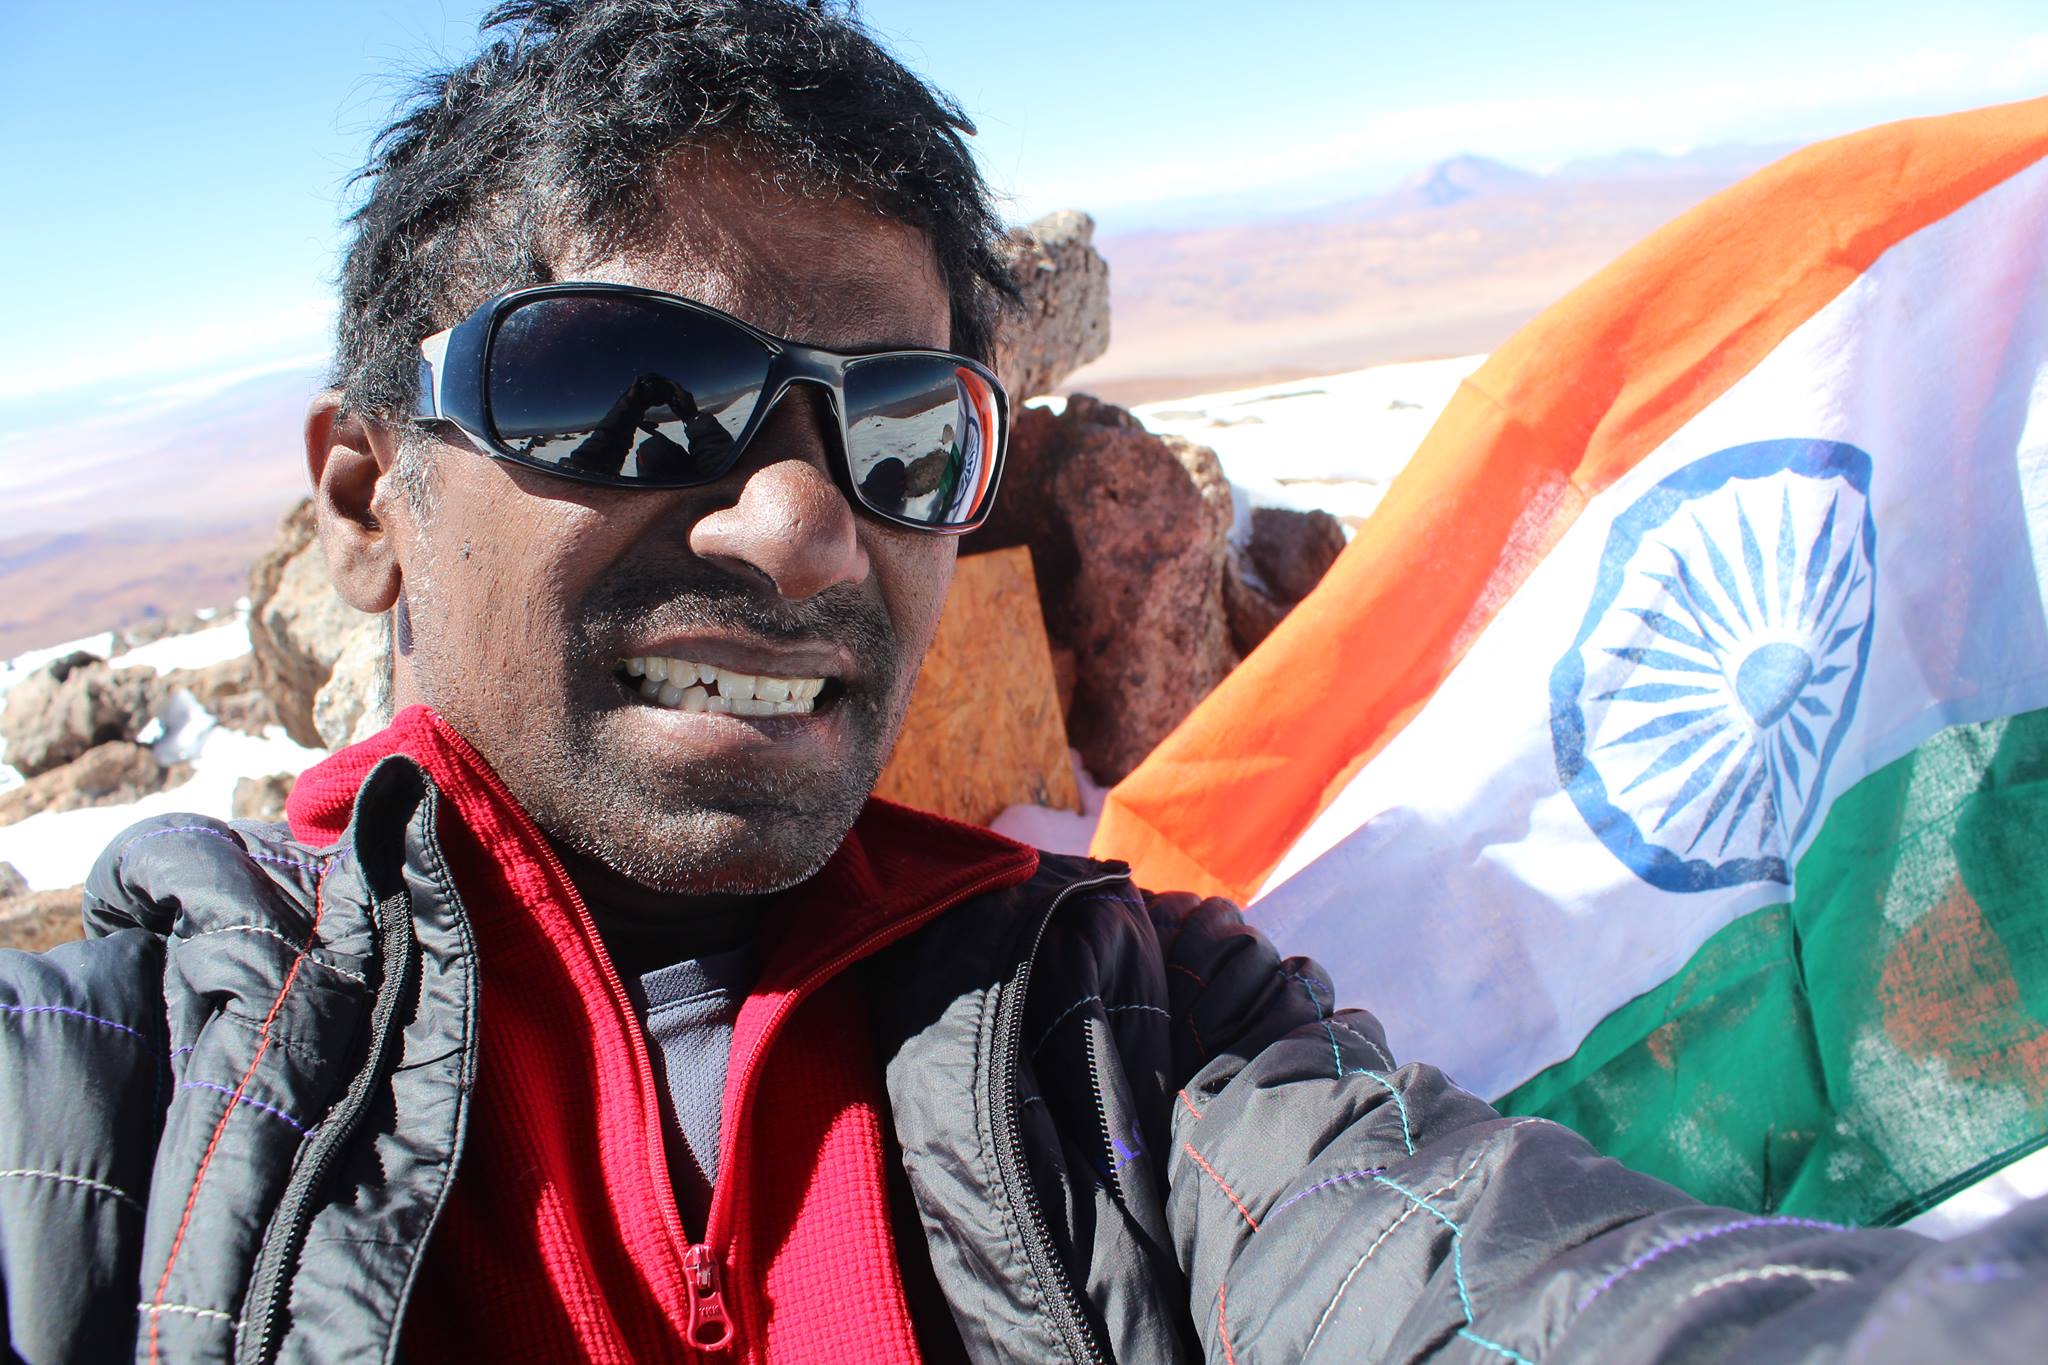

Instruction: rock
[119,608,209,651]
[0,887,85,952]
[164,653,280,737]
[1246,506,1348,604]
[249,498,378,748]
[0,658,167,777]
[994,211,1111,402]
[0,863,26,899]
[233,773,297,824]
[973,394,1237,784]
[1223,544,1292,655]
[313,620,391,751]
[0,742,191,825]
[873,547,1080,825]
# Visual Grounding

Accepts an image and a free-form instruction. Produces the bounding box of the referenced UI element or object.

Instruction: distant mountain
[1552,142,1799,183]
[1297,153,1543,224]
[1384,153,1544,211]
[1067,140,1803,404]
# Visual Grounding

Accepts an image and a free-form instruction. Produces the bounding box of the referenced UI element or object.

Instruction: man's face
[380,151,957,903]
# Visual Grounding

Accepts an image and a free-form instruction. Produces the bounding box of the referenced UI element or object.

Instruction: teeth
[622,655,828,715]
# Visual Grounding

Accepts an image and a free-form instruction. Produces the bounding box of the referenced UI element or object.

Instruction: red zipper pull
[685,1244,736,1353]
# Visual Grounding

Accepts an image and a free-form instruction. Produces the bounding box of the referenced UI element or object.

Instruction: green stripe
[1500,703,2048,1226]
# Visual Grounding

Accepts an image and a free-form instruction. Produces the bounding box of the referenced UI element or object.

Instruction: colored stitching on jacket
[0,1167,142,1210]
[137,1301,235,1325]
[146,856,338,1363]
[1029,995,1172,1054]
[178,1081,314,1135]
[1216,1281,1240,1365]
[1573,1216,1847,1313]
[1282,970,1344,1077]
[1176,1089,1205,1121]
[1308,1121,1544,1361]
[1330,1015,1396,1070]
[1306,1156,1483,1352]
[118,824,331,879]
[1681,1263,1852,1302]
[1281,970,1418,1156]
[0,1001,147,1042]
[183,924,370,985]
[1181,1139,1260,1231]
[1268,1165,1387,1220]
[1348,1067,1417,1156]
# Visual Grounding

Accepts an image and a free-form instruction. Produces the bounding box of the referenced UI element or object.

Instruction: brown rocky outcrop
[233,773,296,824]
[971,395,1238,783]
[248,498,375,748]
[1223,546,1293,656]
[0,742,191,825]
[314,621,390,750]
[1223,506,1350,654]
[0,656,166,777]
[164,652,281,737]
[1248,505,1348,603]
[0,885,85,951]
[994,211,1111,402]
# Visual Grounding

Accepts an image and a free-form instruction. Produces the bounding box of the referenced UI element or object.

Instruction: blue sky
[3,0,2045,432]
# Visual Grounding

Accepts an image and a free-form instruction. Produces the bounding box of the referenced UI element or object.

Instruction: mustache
[576,560,898,665]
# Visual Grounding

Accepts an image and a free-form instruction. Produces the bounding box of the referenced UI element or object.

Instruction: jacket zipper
[454,725,1040,1356]
[238,888,420,1365]
[988,869,1131,1365]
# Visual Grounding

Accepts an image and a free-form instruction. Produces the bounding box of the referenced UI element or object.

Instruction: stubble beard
[414,551,908,898]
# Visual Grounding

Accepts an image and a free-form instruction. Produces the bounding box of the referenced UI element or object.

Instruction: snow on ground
[991,750,1111,856]
[115,616,252,675]
[1133,353,1483,536]
[0,605,326,890]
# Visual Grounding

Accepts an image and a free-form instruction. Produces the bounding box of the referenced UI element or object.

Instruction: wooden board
[873,546,1081,825]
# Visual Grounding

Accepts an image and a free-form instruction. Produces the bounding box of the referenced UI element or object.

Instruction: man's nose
[686,386,870,599]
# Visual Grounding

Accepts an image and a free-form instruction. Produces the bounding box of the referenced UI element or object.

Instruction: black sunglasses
[411,281,1009,533]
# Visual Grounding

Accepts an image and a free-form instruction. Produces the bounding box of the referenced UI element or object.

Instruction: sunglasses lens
[486,294,772,485]
[842,356,1003,528]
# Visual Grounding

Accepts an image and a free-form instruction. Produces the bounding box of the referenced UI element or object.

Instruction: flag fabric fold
[1092,97,2048,1230]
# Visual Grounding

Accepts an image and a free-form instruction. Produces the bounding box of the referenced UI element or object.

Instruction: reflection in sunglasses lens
[845,357,996,526]
[487,295,772,484]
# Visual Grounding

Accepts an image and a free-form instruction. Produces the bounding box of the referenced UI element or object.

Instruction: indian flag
[1093,97,2048,1234]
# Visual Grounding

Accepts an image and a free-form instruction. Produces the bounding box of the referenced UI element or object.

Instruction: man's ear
[306,391,405,614]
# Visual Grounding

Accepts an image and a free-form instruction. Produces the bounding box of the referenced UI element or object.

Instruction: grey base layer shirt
[620,940,759,1235]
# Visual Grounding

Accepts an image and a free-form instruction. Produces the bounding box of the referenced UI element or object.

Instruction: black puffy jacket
[3,751,2046,1363]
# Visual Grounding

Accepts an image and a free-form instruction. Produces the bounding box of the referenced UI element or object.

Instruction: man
[4,3,2045,1362]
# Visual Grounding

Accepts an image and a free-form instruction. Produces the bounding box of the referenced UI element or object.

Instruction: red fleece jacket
[286,706,1038,1362]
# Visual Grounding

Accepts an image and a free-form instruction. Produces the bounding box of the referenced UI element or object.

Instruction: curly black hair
[332,0,1013,420]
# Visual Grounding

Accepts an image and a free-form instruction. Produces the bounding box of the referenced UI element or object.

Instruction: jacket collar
[286,704,1041,978]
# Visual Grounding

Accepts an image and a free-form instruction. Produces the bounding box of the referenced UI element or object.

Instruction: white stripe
[1252,155,2048,1102]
